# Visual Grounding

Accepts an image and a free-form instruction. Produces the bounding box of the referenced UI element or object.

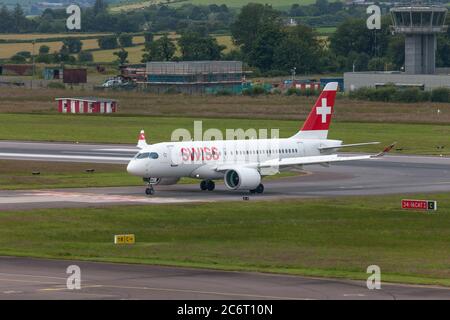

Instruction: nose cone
[127,160,144,176]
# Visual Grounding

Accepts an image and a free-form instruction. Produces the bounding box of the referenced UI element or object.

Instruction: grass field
[0,159,299,190]
[0,194,449,286]
[90,34,233,62]
[0,33,234,62]
[0,36,144,59]
[92,44,146,63]
[0,33,110,41]
[0,113,449,155]
[110,0,164,12]
[0,160,133,190]
[0,41,63,59]
[1,87,449,124]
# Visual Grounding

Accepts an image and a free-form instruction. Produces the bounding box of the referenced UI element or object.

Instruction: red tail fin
[293,82,338,139]
[137,129,148,149]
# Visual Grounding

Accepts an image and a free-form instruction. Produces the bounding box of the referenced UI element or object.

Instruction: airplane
[126,82,395,195]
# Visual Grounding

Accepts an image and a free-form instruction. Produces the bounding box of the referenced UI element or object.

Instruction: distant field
[1,193,449,286]
[0,33,111,41]
[92,44,146,63]
[0,35,144,59]
[215,35,236,53]
[0,41,62,58]
[0,114,449,155]
[169,0,316,8]
[91,34,233,62]
[110,0,164,12]
[1,87,449,126]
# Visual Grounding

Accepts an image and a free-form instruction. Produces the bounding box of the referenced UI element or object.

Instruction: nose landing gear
[145,186,155,195]
[143,177,156,196]
[200,180,215,191]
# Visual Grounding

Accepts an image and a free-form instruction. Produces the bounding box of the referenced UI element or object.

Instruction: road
[1,141,450,210]
[0,256,449,300]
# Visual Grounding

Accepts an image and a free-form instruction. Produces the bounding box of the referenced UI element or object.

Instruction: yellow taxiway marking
[35,283,310,300]
[0,278,60,285]
[96,284,310,300]
[39,285,102,292]
[0,272,66,280]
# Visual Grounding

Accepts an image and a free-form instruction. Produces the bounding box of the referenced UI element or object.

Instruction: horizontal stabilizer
[318,142,380,151]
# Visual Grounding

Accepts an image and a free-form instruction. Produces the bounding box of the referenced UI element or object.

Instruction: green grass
[0,172,136,190]
[1,194,449,286]
[1,113,450,155]
[0,160,300,190]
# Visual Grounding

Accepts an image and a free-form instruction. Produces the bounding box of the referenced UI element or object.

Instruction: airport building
[344,4,449,91]
[56,97,117,114]
[139,61,244,94]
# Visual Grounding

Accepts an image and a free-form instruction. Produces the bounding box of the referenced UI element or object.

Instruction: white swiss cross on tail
[316,98,331,123]
[293,82,338,140]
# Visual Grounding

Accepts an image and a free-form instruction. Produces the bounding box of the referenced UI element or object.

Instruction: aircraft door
[166,145,179,167]
[297,141,305,157]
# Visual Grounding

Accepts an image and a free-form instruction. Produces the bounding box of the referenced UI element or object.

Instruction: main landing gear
[200,180,215,191]
[250,184,264,194]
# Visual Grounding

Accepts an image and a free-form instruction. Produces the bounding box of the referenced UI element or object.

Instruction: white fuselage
[126,137,342,180]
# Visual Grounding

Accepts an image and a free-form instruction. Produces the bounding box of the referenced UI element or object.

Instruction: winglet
[137,130,148,149]
[373,142,396,158]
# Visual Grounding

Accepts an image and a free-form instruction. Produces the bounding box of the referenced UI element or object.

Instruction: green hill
[112,0,316,12]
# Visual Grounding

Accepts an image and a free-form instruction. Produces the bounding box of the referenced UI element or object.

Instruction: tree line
[5,2,450,74]
[0,0,234,35]
[230,3,450,75]
[0,0,371,35]
[139,2,450,74]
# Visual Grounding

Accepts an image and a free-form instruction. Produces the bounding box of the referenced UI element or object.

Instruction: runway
[0,140,137,164]
[1,141,450,210]
[0,256,449,300]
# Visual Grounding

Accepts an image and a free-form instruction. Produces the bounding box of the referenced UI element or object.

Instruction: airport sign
[114,234,135,244]
[401,199,437,211]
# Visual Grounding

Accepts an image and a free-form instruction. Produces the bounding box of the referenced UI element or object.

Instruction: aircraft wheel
[207,180,215,191]
[145,187,155,195]
[255,184,264,194]
[200,180,208,191]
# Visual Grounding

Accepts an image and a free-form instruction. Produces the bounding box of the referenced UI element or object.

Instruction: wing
[216,154,373,171]
[259,154,373,168]
[215,142,396,172]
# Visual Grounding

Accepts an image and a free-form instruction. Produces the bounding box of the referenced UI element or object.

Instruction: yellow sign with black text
[114,234,135,244]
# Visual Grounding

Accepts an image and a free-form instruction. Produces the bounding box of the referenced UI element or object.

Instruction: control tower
[391,5,448,74]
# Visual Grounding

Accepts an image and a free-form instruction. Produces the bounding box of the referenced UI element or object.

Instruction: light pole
[31,39,35,89]
[291,67,296,87]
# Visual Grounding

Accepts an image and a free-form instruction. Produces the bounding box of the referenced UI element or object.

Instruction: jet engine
[224,168,261,190]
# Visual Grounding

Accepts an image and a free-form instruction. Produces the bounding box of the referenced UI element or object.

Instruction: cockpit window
[134,152,159,160]
[136,152,150,159]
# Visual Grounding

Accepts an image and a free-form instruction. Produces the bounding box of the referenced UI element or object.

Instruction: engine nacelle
[224,168,261,190]
[149,177,180,185]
